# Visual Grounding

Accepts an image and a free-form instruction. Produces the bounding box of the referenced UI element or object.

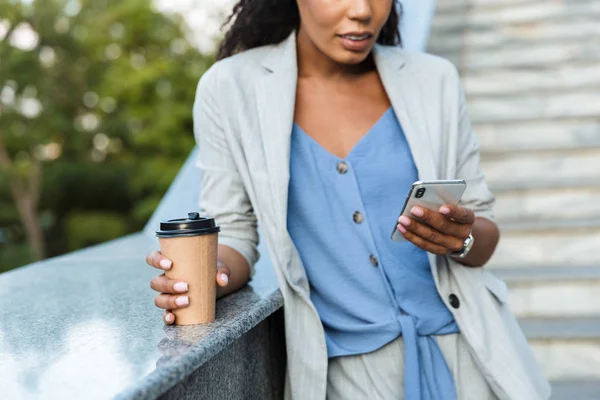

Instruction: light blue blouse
[287,108,459,400]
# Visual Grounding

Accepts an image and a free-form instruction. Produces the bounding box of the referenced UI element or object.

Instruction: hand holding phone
[391,180,467,242]
[391,180,475,256]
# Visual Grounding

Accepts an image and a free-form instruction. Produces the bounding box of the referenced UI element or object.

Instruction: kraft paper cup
[156,212,220,325]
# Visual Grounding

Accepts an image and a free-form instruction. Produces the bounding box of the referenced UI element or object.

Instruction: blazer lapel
[373,46,441,282]
[255,34,298,236]
[373,45,438,182]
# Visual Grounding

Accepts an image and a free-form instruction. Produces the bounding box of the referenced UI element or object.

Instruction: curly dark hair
[217,0,402,60]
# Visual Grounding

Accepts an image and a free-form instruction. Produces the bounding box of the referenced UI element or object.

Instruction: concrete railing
[0,4,436,398]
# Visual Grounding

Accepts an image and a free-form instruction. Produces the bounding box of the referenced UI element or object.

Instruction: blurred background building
[428,0,600,394]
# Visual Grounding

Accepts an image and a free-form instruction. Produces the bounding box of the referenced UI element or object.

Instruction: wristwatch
[450,234,474,259]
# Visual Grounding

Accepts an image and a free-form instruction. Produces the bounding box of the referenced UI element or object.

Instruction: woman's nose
[346,0,373,22]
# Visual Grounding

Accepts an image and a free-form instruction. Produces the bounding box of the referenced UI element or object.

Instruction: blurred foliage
[65,211,127,251]
[0,0,214,271]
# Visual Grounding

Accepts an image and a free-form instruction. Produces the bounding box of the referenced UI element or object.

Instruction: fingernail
[398,224,407,234]
[173,282,188,292]
[439,206,450,215]
[410,207,424,217]
[159,259,172,270]
[221,273,229,285]
[175,296,189,306]
[399,216,411,227]
[165,313,174,323]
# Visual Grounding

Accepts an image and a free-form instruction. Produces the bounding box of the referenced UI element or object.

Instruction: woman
[146,1,550,399]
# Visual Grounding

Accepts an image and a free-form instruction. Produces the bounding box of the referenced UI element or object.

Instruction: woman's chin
[331,49,372,66]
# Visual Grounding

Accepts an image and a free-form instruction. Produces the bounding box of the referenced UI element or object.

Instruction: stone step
[489,177,600,195]
[499,218,600,234]
[436,0,522,13]
[468,89,600,124]
[461,64,600,96]
[550,381,600,400]
[496,265,600,284]
[494,187,600,224]
[494,266,600,317]
[521,317,600,381]
[431,0,600,391]
[481,148,600,188]
[437,39,600,72]
[487,229,600,269]
[497,276,600,381]
[435,0,586,14]
[432,1,600,32]
[429,20,600,54]
[522,316,600,341]
[476,119,600,154]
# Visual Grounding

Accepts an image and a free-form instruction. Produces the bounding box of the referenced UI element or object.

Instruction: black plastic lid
[156,212,220,238]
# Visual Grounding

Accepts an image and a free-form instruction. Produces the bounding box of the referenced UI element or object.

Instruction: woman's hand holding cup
[146,251,231,325]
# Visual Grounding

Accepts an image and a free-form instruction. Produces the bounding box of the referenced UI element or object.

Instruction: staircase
[427,0,600,398]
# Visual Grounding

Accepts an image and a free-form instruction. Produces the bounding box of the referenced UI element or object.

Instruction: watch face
[452,234,474,259]
[463,234,474,255]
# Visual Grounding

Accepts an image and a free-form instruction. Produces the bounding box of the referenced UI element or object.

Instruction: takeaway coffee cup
[156,212,220,325]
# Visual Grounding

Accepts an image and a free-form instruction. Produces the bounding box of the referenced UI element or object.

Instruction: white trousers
[327,333,499,400]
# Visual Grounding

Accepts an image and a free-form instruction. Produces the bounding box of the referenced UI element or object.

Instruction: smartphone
[391,179,467,242]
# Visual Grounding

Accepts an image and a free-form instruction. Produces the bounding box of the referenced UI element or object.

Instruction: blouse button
[369,255,379,267]
[353,211,364,224]
[336,161,349,174]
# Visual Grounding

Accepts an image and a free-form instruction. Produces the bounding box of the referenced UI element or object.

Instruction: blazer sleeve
[451,66,496,222]
[193,66,260,276]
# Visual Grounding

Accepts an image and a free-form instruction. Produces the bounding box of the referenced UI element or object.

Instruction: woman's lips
[339,34,373,52]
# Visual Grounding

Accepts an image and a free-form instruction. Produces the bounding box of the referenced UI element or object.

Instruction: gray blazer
[193,32,551,400]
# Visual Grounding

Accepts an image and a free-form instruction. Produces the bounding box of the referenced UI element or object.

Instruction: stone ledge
[121,289,284,400]
[0,232,283,400]
[155,310,286,400]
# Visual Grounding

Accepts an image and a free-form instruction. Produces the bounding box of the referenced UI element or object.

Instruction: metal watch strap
[450,233,474,259]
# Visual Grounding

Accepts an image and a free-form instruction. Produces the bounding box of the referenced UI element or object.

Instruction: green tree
[0,0,212,268]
